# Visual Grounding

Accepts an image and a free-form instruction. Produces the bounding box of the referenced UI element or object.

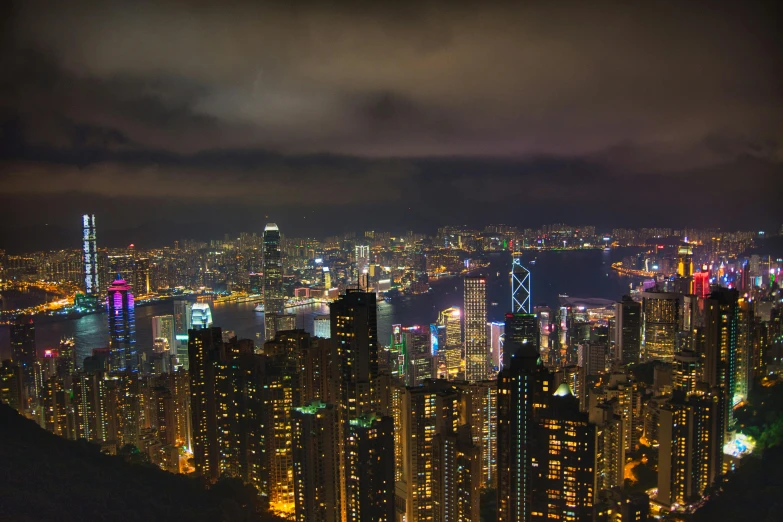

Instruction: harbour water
[0,249,643,363]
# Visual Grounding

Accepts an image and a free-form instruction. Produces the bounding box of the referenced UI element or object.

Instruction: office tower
[578,342,606,411]
[673,350,700,395]
[292,401,341,522]
[314,314,331,338]
[191,303,213,329]
[323,266,332,289]
[173,299,193,369]
[677,245,694,278]
[274,313,297,333]
[73,372,107,442]
[590,402,625,491]
[488,321,504,371]
[402,325,433,386]
[152,315,176,356]
[657,394,718,507]
[464,277,488,382]
[438,307,462,379]
[499,340,597,522]
[461,380,498,487]
[433,425,481,522]
[704,288,739,440]
[693,269,710,298]
[10,314,36,366]
[641,291,680,362]
[511,255,531,313]
[614,296,641,364]
[188,326,223,480]
[106,276,137,372]
[0,360,23,412]
[503,312,539,369]
[263,223,285,340]
[82,214,99,295]
[346,414,395,522]
[355,244,370,279]
[133,257,150,296]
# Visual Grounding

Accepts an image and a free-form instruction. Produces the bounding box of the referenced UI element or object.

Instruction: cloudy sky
[0,1,781,248]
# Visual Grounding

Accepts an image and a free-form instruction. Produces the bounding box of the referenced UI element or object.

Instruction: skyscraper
[704,288,739,439]
[263,223,284,340]
[614,295,641,364]
[511,255,531,313]
[10,314,36,367]
[152,315,176,356]
[503,312,539,369]
[191,303,213,329]
[346,414,395,522]
[355,244,370,280]
[173,299,193,369]
[313,314,331,339]
[82,214,99,295]
[438,307,462,379]
[464,277,488,382]
[107,276,137,372]
[641,291,680,362]
[188,325,223,481]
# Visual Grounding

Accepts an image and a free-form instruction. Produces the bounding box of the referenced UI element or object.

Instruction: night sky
[1,1,781,249]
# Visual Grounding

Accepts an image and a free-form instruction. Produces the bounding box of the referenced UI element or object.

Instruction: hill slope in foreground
[0,404,283,522]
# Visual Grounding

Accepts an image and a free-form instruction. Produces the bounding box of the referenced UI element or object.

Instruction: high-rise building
[488,321,505,371]
[503,312,538,369]
[511,256,531,313]
[590,402,625,492]
[106,276,137,372]
[188,326,223,480]
[0,360,23,412]
[460,380,498,487]
[314,314,331,339]
[355,244,370,280]
[693,269,711,298]
[704,288,739,439]
[433,425,481,522]
[173,299,193,369]
[497,340,597,522]
[677,245,694,278]
[263,223,285,340]
[10,315,36,367]
[438,307,462,379]
[191,303,213,329]
[464,277,488,382]
[292,401,341,522]
[346,414,395,522]
[614,296,641,365]
[673,350,700,395]
[402,325,433,386]
[152,315,176,356]
[133,257,150,296]
[82,214,99,295]
[641,292,680,362]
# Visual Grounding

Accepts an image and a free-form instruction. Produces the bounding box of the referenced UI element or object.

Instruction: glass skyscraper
[464,277,488,382]
[106,276,137,372]
[263,223,284,340]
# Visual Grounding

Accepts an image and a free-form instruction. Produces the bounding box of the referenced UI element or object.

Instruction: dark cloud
[0,0,781,244]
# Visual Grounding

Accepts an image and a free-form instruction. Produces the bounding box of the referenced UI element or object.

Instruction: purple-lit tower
[107,275,137,372]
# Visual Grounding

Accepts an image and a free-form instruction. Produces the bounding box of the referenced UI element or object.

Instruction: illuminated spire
[511,255,531,313]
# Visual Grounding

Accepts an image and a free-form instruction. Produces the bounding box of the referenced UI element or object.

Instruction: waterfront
[0,249,644,363]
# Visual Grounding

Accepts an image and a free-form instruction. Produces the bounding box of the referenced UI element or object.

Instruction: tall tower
[615,295,642,364]
[82,214,99,295]
[173,299,193,369]
[511,255,531,313]
[464,277,488,382]
[106,276,137,372]
[438,307,462,379]
[503,312,539,369]
[263,223,284,340]
[641,291,680,362]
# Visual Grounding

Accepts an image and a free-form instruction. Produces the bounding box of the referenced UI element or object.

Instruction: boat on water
[254,303,265,313]
[529,260,536,265]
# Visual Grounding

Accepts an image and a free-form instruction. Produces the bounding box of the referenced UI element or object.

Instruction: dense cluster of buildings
[1,216,782,521]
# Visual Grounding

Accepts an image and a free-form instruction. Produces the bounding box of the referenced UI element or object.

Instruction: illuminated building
[438,307,462,379]
[190,303,213,329]
[593,489,650,522]
[82,213,99,295]
[292,401,341,522]
[402,325,433,386]
[106,276,138,372]
[133,257,150,296]
[677,245,693,278]
[641,291,680,362]
[460,380,498,487]
[10,314,36,367]
[590,402,625,491]
[464,277,488,382]
[313,314,331,339]
[498,340,596,521]
[346,414,395,522]
[488,321,504,371]
[43,376,73,439]
[401,380,462,522]
[704,288,738,440]
[263,223,285,340]
[152,315,176,356]
[73,372,107,442]
[614,296,641,365]
[503,313,538,369]
[355,244,370,279]
[735,298,753,405]
[673,350,700,395]
[433,425,481,522]
[511,255,531,313]
[173,299,192,369]
[188,326,223,480]
[657,393,719,506]
[0,361,23,412]
[693,269,710,298]
[274,313,297,333]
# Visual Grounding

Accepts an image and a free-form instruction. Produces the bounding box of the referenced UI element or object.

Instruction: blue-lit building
[106,276,137,372]
[191,303,213,330]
